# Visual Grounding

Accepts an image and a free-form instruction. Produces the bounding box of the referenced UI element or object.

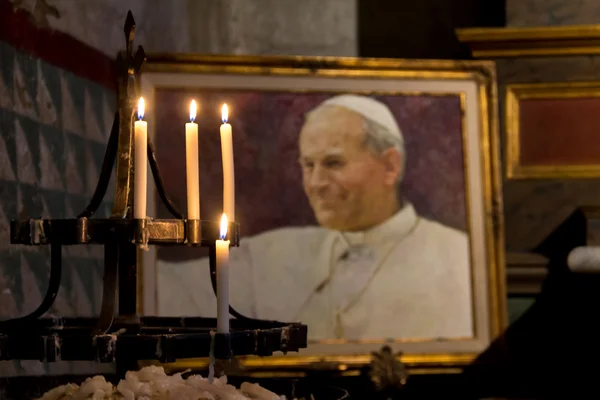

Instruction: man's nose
[308,166,330,190]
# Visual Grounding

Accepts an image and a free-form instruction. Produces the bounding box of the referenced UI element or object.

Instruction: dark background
[358,0,505,59]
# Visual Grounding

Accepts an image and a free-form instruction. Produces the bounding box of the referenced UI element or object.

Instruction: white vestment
[158,203,473,340]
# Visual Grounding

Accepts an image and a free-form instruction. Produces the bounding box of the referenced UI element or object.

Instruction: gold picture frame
[138,55,506,375]
[506,81,600,179]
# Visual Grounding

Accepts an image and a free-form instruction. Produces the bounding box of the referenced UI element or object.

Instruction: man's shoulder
[408,216,470,268]
[242,225,328,248]
[417,217,468,246]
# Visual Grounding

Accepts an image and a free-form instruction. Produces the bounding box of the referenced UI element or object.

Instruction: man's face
[299,106,401,231]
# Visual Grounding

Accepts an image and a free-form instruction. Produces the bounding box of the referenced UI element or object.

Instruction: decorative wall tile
[12,54,37,119]
[0,261,19,318]
[59,72,83,136]
[14,117,38,185]
[63,134,85,194]
[36,60,59,126]
[0,135,16,181]
[0,43,14,110]
[101,92,114,141]
[0,71,11,109]
[70,263,94,316]
[0,39,116,376]
[0,183,18,251]
[38,126,65,191]
[0,203,12,250]
[85,142,101,196]
[84,85,106,143]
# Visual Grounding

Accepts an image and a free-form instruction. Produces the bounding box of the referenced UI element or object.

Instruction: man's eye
[302,161,314,169]
[324,159,344,168]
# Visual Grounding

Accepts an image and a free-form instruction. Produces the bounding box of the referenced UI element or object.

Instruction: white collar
[330,203,419,248]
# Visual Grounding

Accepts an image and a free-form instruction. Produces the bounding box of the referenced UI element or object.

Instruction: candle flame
[220,213,228,240]
[221,104,228,124]
[190,100,197,122]
[137,97,145,120]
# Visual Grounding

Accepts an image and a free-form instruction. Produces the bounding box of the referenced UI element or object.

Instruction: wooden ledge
[456,25,600,58]
[506,252,548,295]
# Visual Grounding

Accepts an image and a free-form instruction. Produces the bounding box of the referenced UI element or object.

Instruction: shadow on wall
[358,0,506,59]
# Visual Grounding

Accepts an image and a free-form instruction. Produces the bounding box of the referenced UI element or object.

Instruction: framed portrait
[506,81,600,179]
[138,55,506,374]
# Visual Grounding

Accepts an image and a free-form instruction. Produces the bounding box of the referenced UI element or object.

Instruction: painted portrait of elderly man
[155,91,472,341]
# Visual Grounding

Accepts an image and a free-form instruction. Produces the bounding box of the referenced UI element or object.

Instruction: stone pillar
[40,0,191,56]
[42,0,357,57]
[507,0,600,27]
[186,0,357,56]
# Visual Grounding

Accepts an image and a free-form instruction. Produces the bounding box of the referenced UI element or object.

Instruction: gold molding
[140,353,473,376]
[139,54,506,374]
[145,53,494,79]
[506,252,548,295]
[506,81,600,179]
[456,25,600,58]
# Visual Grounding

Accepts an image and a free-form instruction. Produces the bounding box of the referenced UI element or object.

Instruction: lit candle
[186,100,200,220]
[220,104,235,222]
[134,97,147,219]
[216,213,230,333]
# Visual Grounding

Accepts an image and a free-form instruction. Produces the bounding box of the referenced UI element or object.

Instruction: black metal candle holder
[0,11,307,375]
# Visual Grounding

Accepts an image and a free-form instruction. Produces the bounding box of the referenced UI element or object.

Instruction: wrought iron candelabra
[0,11,307,376]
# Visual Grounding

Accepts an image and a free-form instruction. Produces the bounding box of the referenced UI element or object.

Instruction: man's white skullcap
[320,94,403,140]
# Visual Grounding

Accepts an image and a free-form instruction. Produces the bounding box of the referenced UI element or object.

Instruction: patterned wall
[0,1,116,376]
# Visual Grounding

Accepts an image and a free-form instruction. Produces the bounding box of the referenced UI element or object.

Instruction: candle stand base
[0,316,306,364]
[214,332,233,359]
[3,216,306,364]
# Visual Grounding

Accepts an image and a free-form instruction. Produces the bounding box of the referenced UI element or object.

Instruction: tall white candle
[134,97,147,219]
[186,100,200,220]
[220,104,235,222]
[216,213,230,333]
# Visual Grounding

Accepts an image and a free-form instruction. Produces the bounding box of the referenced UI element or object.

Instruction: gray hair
[362,117,406,185]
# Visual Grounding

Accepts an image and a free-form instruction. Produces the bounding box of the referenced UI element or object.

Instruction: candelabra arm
[111,101,135,218]
[77,112,120,219]
[0,242,62,330]
[94,243,119,335]
[112,12,145,219]
[148,138,184,219]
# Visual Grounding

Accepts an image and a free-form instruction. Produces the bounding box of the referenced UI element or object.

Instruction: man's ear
[380,148,402,186]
